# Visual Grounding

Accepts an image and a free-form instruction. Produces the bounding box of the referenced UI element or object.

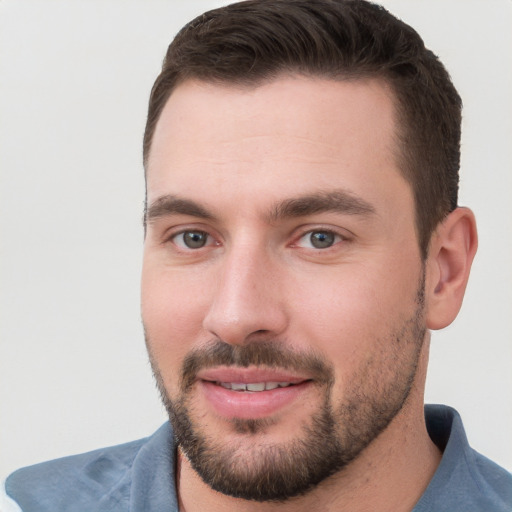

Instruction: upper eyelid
[295,230,344,246]
[292,225,352,241]
[173,230,213,246]
[285,229,348,254]
[170,228,214,242]
[160,224,217,241]
[299,229,343,238]
[158,224,352,247]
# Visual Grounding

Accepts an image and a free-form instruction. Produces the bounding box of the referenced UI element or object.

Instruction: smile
[216,381,296,391]
[199,377,313,420]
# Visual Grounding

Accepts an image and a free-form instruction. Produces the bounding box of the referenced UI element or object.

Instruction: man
[3,0,511,510]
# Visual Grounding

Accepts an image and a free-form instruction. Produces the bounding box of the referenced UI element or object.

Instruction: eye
[172,230,212,249]
[296,230,342,249]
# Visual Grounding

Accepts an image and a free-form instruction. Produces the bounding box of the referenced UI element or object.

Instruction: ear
[425,207,478,330]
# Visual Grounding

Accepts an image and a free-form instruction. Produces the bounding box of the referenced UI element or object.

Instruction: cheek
[141,263,213,380]
[287,259,422,369]
[290,282,377,367]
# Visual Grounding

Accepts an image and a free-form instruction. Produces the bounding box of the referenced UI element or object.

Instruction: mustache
[180,339,334,391]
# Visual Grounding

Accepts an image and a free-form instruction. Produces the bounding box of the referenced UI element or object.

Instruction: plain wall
[1,0,511,479]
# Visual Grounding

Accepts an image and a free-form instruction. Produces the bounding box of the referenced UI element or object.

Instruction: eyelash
[165,226,348,254]
[169,229,217,250]
[293,229,346,250]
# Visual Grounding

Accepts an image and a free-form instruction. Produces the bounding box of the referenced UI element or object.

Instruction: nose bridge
[203,237,287,345]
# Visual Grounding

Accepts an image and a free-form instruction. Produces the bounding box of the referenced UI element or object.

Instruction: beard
[146,275,426,502]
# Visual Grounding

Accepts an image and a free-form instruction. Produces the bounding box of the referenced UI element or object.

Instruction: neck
[177,339,441,512]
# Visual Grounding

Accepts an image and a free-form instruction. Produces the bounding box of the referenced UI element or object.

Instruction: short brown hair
[143,0,461,258]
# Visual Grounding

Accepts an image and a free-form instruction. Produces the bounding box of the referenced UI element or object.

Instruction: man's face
[142,76,427,500]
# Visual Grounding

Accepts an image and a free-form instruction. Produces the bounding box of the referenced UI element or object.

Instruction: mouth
[196,367,314,420]
[214,381,300,392]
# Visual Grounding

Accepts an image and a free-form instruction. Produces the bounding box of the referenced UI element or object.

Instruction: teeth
[246,382,266,392]
[217,382,293,391]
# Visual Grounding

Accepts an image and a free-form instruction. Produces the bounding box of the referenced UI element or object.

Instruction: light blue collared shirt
[4,405,512,511]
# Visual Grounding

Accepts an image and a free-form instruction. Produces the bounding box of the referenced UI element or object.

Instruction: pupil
[184,231,207,248]
[310,231,334,249]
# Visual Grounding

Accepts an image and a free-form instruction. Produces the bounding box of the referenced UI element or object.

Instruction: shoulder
[4,423,173,512]
[469,451,512,510]
[416,405,512,511]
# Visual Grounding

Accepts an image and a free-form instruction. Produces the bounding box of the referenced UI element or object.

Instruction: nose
[202,245,288,346]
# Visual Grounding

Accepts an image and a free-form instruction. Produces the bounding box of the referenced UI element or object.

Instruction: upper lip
[197,366,311,384]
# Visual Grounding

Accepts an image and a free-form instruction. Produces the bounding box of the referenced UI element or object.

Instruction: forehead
[146,75,409,216]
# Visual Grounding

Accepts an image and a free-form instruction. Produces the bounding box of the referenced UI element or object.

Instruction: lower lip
[200,380,312,420]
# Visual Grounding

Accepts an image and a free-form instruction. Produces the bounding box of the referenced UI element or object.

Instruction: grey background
[1,0,511,478]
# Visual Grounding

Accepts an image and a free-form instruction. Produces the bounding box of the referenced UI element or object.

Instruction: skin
[141,76,477,511]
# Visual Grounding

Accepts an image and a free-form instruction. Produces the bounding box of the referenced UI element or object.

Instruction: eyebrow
[145,189,376,225]
[145,195,215,223]
[267,190,376,221]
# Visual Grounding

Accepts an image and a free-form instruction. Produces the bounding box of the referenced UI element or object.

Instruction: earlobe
[425,207,478,330]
